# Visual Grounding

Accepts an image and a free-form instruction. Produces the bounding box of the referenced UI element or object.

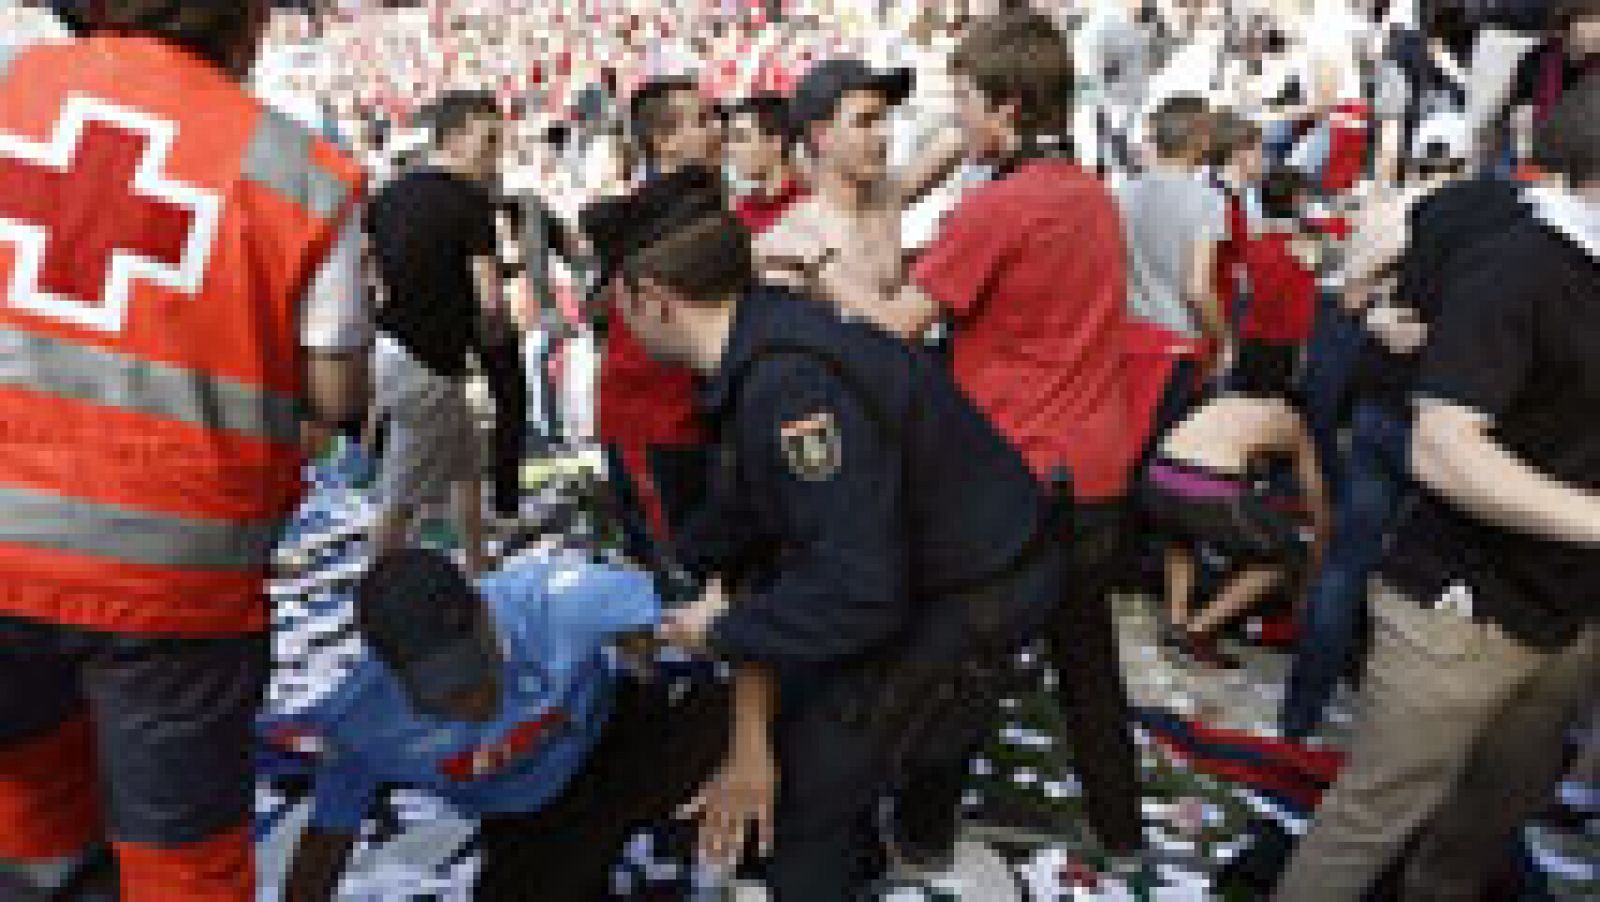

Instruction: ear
[633,275,678,320]
[997,98,1022,129]
[608,277,640,317]
[807,120,829,156]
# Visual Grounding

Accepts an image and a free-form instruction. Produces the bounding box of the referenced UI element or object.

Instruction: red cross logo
[0,95,221,333]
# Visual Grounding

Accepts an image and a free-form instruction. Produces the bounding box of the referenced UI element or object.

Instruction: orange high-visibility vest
[0,35,365,635]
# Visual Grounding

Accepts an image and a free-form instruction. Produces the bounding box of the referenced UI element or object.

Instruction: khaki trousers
[1274,580,1598,902]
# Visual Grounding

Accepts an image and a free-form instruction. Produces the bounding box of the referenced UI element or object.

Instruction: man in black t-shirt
[1276,76,1600,902]
[1281,150,1530,739]
[367,91,507,576]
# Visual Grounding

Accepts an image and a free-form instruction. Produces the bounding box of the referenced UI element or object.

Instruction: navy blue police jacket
[681,287,1047,673]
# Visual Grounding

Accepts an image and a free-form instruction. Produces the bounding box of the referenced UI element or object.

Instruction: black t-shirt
[1348,176,1528,409]
[1381,215,1600,650]
[369,167,498,378]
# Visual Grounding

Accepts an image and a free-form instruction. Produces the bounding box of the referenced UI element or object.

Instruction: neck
[653,150,703,177]
[429,150,479,181]
[1577,180,1600,209]
[1149,156,1194,175]
[757,163,796,198]
[815,166,875,213]
[985,130,1023,169]
[684,299,739,375]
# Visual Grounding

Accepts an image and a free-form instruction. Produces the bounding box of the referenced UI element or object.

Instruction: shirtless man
[756,58,965,322]
[1140,360,1330,667]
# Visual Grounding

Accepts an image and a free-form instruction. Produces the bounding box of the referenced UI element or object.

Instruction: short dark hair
[418,90,500,148]
[1207,110,1263,167]
[631,212,755,303]
[584,166,753,303]
[629,77,700,162]
[1531,73,1599,184]
[96,0,267,68]
[1151,95,1213,159]
[728,93,794,149]
[354,548,479,673]
[951,9,1076,138]
[1551,0,1600,27]
[1259,166,1309,221]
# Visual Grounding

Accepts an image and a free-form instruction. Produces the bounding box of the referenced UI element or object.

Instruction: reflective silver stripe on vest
[0,328,300,444]
[241,108,349,220]
[0,44,20,83]
[0,486,282,571]
[305,161,350,221]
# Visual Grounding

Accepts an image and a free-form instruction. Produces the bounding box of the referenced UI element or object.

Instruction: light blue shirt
[270,558,659,831]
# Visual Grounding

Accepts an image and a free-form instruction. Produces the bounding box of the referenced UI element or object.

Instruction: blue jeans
[1299,294,1367,490]
[1281,401,1413,739]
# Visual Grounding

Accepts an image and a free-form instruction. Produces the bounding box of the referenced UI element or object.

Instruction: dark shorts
[0,617,265,897]
[476,673,731,901]
[1141,458,1310,570]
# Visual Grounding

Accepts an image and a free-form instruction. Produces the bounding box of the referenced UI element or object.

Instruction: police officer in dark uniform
[584,166,1067,900]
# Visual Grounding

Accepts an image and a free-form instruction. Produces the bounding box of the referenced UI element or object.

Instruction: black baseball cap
[581,164,729,290]
[355,548,499,714]
[788,58,913,136]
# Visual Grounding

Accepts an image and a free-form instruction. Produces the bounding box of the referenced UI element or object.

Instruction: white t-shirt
[300,210,373,353]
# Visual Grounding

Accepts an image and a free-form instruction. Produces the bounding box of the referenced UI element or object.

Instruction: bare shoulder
[759,198,823,247]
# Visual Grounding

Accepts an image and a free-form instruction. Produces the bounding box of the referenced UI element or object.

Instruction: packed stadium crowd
[0,0,1596,900]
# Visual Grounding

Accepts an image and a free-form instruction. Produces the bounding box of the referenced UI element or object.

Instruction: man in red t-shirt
[595,77,723,561]
[1238,168,1321,384]
[812,9,1145,867]
[726,93,808,234]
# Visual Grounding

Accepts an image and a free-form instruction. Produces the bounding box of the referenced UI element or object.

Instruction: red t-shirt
[1240,232,1316,344]
[733,178,807,236]
[598,180,806,448]
[912,161,1136,501]
[597,316,707,447]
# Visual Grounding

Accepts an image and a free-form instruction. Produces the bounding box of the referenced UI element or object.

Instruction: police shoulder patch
[778,410,842,481]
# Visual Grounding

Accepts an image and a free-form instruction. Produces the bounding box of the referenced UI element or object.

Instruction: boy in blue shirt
[275,548,734,901]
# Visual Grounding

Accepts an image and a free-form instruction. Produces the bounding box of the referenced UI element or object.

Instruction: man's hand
[1340,194,1410,296]
[612,632,662,680]
[677,738,778,869]
[1365,304,1428,354]
[755,206,832,286]
[657,579,729,654]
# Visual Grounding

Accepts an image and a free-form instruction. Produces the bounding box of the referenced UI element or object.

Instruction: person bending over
[277,549,771,901]
[1141,360,1329,668]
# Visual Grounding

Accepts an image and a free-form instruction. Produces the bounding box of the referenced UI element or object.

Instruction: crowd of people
[0,0,1596,900]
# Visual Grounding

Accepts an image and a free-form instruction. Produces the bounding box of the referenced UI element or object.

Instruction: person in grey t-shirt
[1114,97,1230,356]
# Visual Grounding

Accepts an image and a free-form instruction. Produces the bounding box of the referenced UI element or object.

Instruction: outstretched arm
[1413,401,1600,545]
[679,664,780,868]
